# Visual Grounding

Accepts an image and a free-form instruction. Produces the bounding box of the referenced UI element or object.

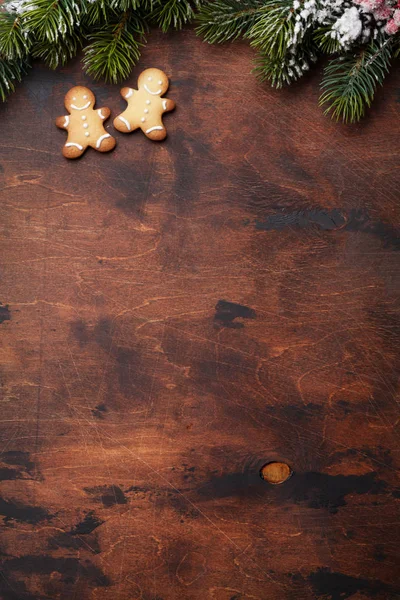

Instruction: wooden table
[0,29,399,600]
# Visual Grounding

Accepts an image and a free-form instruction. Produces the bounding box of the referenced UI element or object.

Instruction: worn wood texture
[0,29,400,600]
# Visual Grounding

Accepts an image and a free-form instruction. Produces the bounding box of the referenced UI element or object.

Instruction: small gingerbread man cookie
[56,86,116,159]
[114,68,175,141]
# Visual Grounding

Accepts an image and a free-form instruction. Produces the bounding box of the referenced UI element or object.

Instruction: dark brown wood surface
[0,28,399,600]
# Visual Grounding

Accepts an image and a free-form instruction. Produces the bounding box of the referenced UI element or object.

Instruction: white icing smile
[144,84,162,95]
[70,101,91,110]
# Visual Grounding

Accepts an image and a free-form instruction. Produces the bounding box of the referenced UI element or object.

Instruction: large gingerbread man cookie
[114,68,175,141]
[56,86,116,159]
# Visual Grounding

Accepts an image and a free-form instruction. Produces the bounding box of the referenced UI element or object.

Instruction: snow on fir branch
[0,0,399,122]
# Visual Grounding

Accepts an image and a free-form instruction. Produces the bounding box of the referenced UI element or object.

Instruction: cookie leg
[95,134,116,153]
[144,125,167,141]
[63,143,85,159]
[113,114,135,133]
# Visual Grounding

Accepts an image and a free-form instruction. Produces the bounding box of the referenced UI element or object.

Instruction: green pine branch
[111,0,143,10]
[247,0,296,56]
[32,33,82,69]
[0,57,26,100]
[0,13,30,60]
[151,0,201,32]
[320,36,393,122]
[314,26,341,54]
[82,10,145,83]
[254,44,316,86]
[82,0,110,26]
[22,0,81,43]
[196,0,266,43]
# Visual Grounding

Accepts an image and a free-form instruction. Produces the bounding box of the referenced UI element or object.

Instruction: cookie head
[138,68,169,96]
[65,86,95,112]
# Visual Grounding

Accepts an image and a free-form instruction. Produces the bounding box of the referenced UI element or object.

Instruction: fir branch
[0,57,26,100]
[196,0,266,43]
[111,0,144,10]
[81,0,110,26]
[247,0,295,57]
[32,32,82,69]
[151,0,202,32]
[320,36,393,122]
[82,10,145,83]
[314,25,341,54]
[22,0,82,43]
[0,12,30,60]
[254,43,316,86]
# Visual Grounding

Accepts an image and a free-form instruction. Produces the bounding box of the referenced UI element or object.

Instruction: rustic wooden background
[0,28,399,600]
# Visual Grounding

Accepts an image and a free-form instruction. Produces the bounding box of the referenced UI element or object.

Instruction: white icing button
[85,132,90,137]
[144,109,149,114]
[141,117,145,122]
[82,115,86,120]
[83,123,88,128]
[146,100,151,105]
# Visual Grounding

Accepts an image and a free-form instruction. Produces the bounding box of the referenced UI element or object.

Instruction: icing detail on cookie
[82,115,86,120]
[125,88,133,98]
[64,116,69,127]
[162,100,167,110]
[144,84,162,95]
[144,109,149,114]
[70,100,91,110]
[85,131,90,137]
[118,116,131,131]
[141,117,146,122]
[96,133,111,149]
[83,123,88,129]
[146,126,164,134]
[66,142,83,150]
[146,100,151,105]
[98,109,106,119]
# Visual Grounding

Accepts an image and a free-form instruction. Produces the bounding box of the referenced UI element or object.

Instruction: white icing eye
[83,94,88,99]
[158,80,162,85]
[148,76,152,81]
[72,96,76,100]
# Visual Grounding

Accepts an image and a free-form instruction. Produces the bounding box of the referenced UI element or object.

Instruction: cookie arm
[55,115,70,130]
[97,107,111,120]
[121,87,135,100]
[162,98,175,113]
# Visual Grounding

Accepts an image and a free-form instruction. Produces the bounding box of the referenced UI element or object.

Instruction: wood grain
[0,28,399,600]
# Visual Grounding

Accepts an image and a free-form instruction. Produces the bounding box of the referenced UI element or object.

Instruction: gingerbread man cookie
[56,86,116,159]
[114,68,175,141]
